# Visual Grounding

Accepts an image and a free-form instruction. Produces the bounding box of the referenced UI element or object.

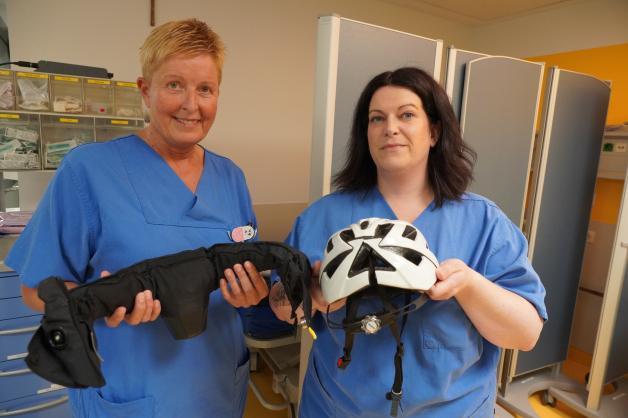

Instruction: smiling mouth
[174,117,201,126]
[382,144,405,149]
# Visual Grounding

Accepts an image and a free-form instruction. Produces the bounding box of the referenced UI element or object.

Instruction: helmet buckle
[360,315,382,334]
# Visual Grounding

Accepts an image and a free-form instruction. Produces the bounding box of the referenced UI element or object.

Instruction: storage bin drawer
[0,358,65,403]
[0,390,69,418]
[0,297,38,321]
[1,316,40,363]
[0,272,20,299]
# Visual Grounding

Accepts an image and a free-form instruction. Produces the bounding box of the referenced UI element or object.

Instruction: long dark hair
[333,67,476,207]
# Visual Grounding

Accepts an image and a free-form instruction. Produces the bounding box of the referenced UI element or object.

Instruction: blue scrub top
[7,135,256,418]
[287,189,547,418]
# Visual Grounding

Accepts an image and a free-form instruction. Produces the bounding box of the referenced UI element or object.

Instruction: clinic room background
[1,1,627,417]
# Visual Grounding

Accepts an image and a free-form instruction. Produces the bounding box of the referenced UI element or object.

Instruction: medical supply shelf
[0,110,144,171]
[83,78,114,115]
[50,75,83,114]
[0,113,41,170]
[2,68,142,118]
[15,72,49,112]
[113,81,143,118]
[0,271,70,417]
[0,70,15,111]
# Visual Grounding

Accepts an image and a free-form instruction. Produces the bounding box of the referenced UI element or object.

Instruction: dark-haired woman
[270,67,546,417]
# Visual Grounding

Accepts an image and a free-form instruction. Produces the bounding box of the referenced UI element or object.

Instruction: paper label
[54,75,79,82]
[116,81,137,88]
[87,79,111,85]
[17,72,48,79]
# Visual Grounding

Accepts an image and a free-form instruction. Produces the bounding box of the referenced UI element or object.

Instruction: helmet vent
[402,225,418,240]
[340,229,356,242]
[326,239,334,253]
[374,223,394,238]
[322,249,352,278]
[382,246,423,266]
[360,220,369,229]
[349,243,394,277]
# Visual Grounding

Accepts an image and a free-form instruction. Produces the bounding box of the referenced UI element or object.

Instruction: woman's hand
[427,258,479,301]
[310,261,347,314]
[269,260,346,322]
[21,281,80,313]
[220,261,269,308]
[101,270,162,328]
[427,259,543,350]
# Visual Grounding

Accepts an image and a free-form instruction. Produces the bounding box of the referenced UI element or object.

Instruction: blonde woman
[8,19,267,417]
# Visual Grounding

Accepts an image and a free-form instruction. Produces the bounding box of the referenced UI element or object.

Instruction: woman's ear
[137,77,151,108]
[430,122,441,147]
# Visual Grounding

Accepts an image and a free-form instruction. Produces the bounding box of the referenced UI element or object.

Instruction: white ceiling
[381,0,577,24]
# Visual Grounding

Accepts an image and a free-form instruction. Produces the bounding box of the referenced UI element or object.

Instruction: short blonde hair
[140,18,225,82]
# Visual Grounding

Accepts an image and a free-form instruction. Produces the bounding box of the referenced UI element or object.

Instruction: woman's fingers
[220,262,269,308]
[140,291,155,323]
[104,306,127,328]
[234,264,254,297]
[150,299,162,321]
[244,261,269,298]
[100,271,160,327]
[126,291,147,325]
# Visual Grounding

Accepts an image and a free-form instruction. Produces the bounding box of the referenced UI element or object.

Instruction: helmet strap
[334,255,414,417]
[336,295,360,369]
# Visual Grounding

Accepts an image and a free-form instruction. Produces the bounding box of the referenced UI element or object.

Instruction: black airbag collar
[25,241,311,388]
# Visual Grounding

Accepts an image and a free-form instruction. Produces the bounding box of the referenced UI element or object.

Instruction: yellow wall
[527,43,628,224]
[591,178,624,224]
[527,43,628,126]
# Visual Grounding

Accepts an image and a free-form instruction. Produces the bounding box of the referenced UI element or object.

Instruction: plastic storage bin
[95,117,143,142]
[40,115,94,168]
[15,72,49,111]
[50,75,83,114]
[0,112,41,169]
[113,81,142,118]
[0,69,15,110]
[84,77,113,115]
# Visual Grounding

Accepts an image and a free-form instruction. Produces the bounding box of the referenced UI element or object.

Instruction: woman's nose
[181,89,198,110]
[385,118,399,136]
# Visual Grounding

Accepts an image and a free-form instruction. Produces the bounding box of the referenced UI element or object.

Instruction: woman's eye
[167,81,181,89]
[401,112,415,120]
[369,115,384,123]
[198,85,212,95]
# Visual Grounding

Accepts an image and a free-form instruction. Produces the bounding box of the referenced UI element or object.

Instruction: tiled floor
[243,346,599,418]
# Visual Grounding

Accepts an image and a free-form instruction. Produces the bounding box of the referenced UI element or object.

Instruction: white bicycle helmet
[319,218,439,417]
[320,217,438,303]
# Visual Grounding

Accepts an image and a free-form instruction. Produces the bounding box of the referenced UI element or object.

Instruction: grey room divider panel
[517,68,611,375]
[604,260,628,384]
[584,167,628,412]
[458,56,543,227]
[547,168,628,416]
[309,15,443,201]
[444,48,487,120]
